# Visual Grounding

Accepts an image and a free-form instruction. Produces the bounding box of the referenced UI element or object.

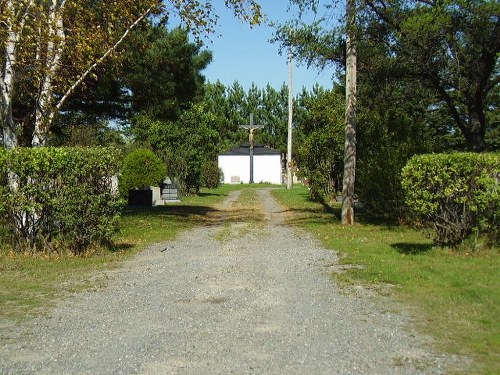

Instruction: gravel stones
[0,189,468,374]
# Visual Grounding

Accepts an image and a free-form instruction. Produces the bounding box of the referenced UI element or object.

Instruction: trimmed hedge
[0,147,124,254]
[401,153,499,247]
[118,148,166,198]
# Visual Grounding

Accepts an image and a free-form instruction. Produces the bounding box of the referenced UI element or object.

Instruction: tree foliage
[363,0,500,152]
[274,0,499,152]
[123,25,212,120]
[1,0,262,148]
[131,103,220,195]
[54,24,212,143]
[296,88,344,201]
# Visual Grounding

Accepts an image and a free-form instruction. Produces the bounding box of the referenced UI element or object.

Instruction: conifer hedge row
[402,153,499,247]
[0,147,124,254]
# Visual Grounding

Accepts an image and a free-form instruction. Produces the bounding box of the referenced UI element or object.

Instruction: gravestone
[128,188,153,206]
[160,178,180,202]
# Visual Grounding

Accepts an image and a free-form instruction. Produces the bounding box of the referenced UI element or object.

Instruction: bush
[357,145,408,220]
[118,148,166,198]
[201,161,222,189]
[401,153,499,247]
[0,147,124,254]
[298,126,343,202]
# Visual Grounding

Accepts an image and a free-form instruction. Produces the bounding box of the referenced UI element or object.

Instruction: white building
[218,144,282,184]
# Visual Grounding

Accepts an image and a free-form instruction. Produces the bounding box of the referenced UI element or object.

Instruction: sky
[191,1,337,92]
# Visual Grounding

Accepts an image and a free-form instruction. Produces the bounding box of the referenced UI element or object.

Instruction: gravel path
[0,188,467,374]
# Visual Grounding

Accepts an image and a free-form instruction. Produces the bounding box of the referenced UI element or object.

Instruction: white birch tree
[1,0,262,148]
[0,0,34,148]
[32,0,67,147]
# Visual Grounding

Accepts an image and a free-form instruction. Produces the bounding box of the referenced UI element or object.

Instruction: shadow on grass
[391,242,434,254]
[122,204,263,228]
[109,242,135,253]
[123,205,219,219]
[196,192,225,198]
[280,198,406,231]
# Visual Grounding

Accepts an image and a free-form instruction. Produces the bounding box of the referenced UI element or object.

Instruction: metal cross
[238,113,264,183]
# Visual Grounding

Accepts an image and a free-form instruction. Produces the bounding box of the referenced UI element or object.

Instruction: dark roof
[220,144,281,156]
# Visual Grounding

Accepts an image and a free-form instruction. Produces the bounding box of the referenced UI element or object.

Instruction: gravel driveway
[0,188,467,374]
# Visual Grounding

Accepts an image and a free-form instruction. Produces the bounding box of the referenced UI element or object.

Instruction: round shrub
[401,152,499,247]
[119,149,166,198]
[201,161,222,189]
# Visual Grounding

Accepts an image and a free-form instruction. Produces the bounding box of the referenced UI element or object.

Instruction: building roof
[220,144,281,156]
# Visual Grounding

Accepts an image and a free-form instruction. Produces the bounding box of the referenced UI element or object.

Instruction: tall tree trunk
[465,105,486,152]
[342,0,357,225]
[1,27,18,149]
[1,0,34,149]
[33,0,67,147]
[1,0,23,149]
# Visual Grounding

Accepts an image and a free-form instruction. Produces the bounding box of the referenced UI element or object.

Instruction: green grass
[5,182,496,373]
[0,184,248,322]
[272,186,499,375]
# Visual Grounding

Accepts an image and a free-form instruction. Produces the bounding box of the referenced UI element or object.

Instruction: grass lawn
[0,184,254,322]
[272,186,499,375]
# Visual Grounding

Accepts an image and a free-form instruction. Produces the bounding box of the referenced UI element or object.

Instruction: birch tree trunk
[32,0,67,147]
[1,0,33,149]
[1,21,18,149]
[31,1,155,146]
[341,0,357,225]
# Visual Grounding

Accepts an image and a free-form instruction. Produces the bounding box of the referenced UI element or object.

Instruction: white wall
[218,155,249,184]
[218,154,282,184]
[254,155,282,184]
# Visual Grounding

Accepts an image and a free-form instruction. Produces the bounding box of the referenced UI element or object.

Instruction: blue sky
[195,1,336,92]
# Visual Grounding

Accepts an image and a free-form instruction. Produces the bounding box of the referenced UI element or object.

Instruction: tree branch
[54,4,157,114]
[486,76,500,94]
[431,76,467,135]
[482,17,500,95]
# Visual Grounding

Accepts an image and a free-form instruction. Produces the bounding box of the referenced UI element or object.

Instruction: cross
[239,113,264,184]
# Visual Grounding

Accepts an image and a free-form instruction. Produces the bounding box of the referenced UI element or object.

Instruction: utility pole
[341,0,357,225]
[287,51,294,190]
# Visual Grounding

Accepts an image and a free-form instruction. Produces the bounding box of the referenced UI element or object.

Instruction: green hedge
[401,153,499,247]
[0,147,124,254]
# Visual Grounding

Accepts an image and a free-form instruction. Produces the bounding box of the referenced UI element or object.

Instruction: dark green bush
[118,148,166,198]
[401,153,499,247]
[0,147,124,254]
[201,161,222,189]
[357,145,408,220]
[297,126,342,202]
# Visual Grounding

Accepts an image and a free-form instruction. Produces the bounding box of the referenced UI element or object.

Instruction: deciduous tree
[1,0,262,148]
[363,0,499,152]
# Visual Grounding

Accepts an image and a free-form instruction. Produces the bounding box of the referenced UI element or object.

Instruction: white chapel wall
[254,155,282,184]
[218,155,250,184]
[218,153,282,185]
